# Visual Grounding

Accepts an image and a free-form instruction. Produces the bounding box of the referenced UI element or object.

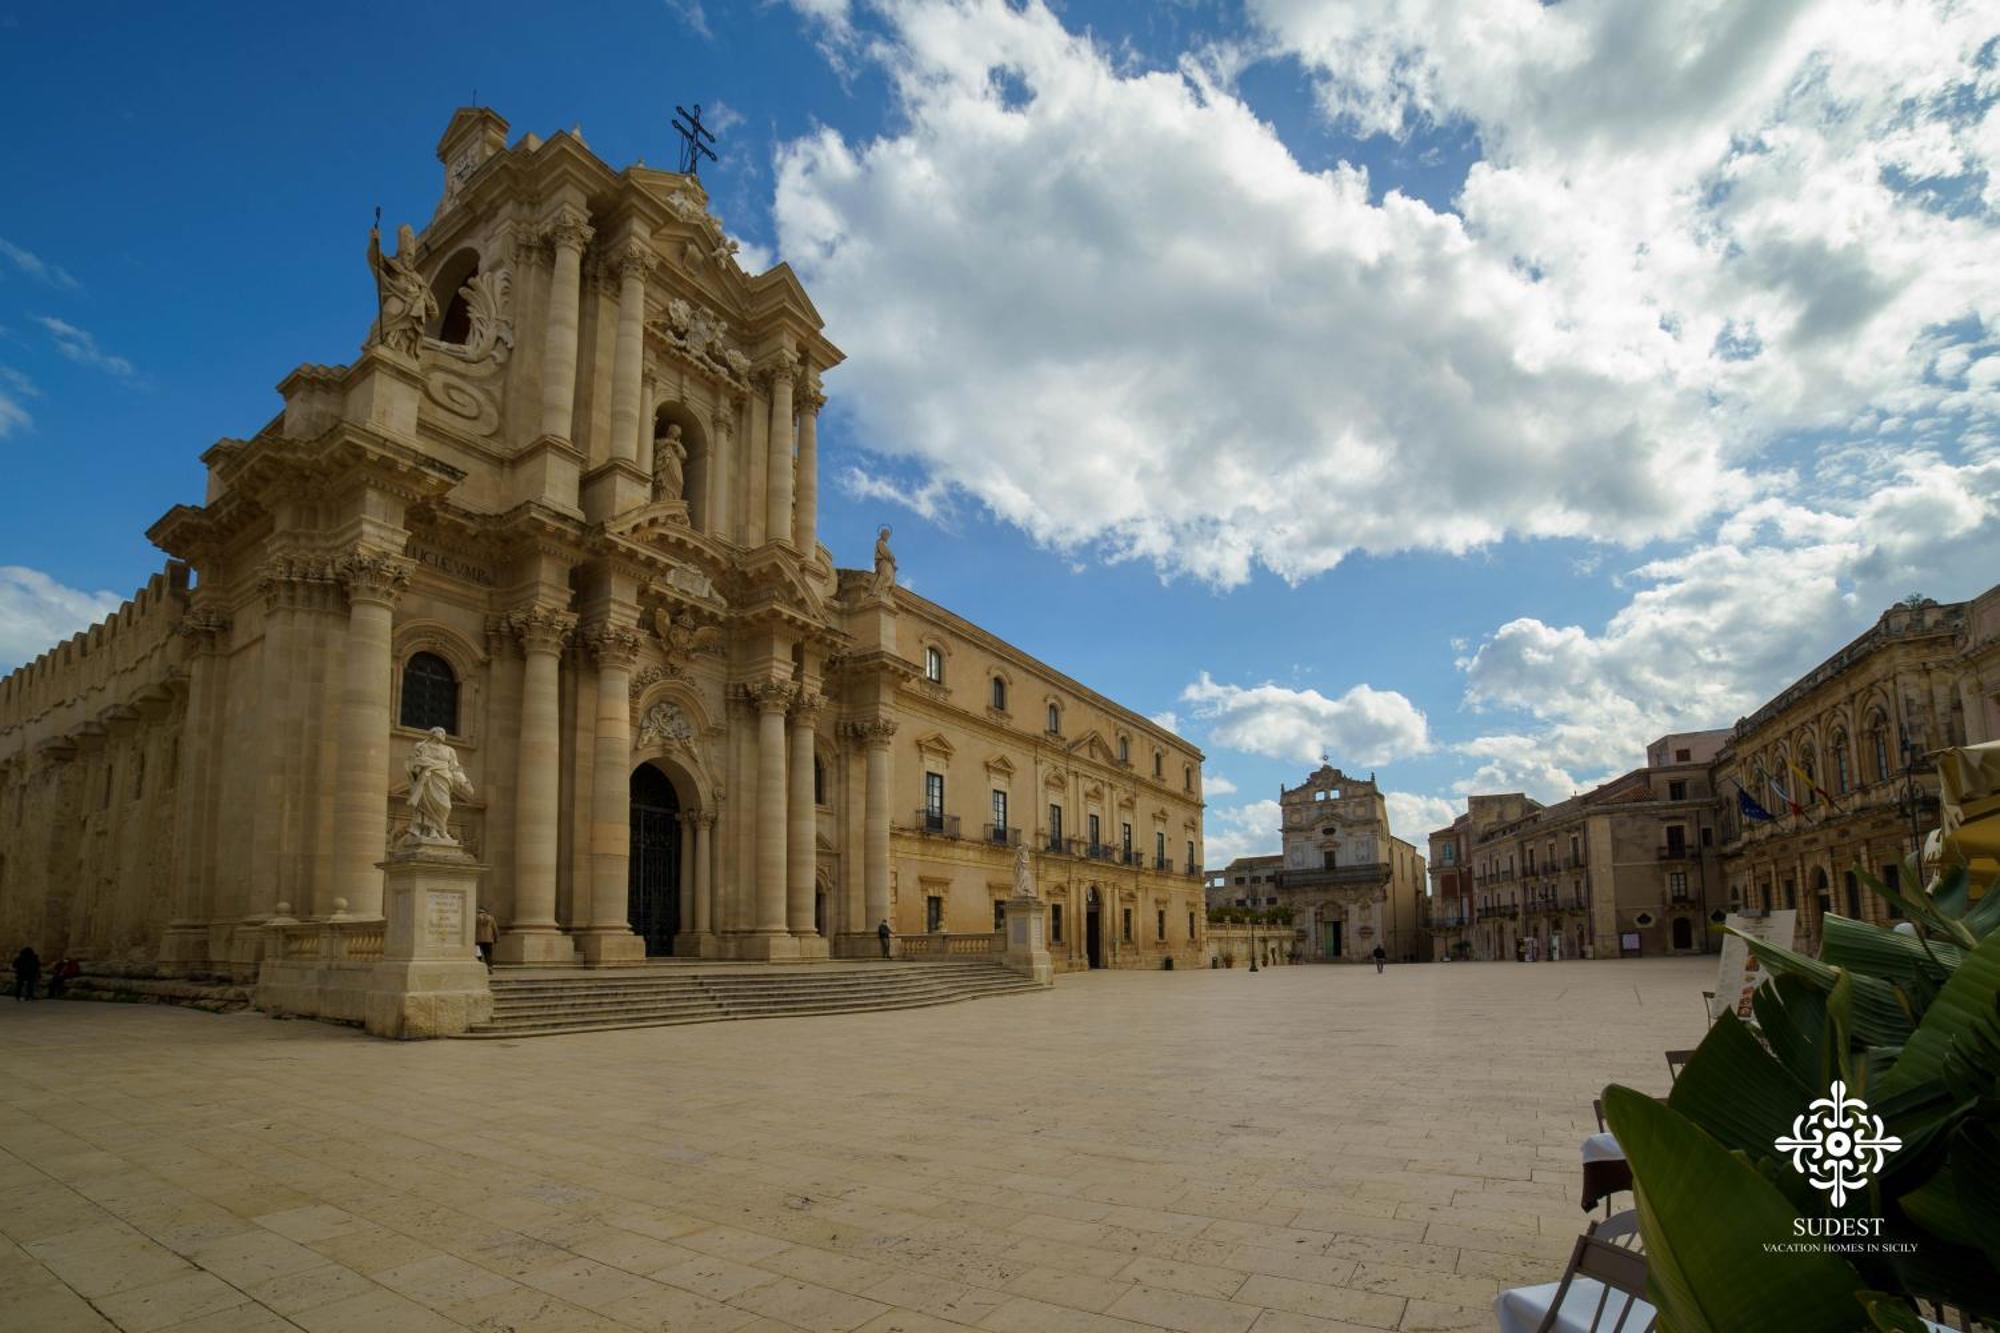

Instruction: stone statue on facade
[653,422,688,502]
[368,220,435,357]
[405,727,473,845]
[1013,843,1038,899]
[872,525,896,595]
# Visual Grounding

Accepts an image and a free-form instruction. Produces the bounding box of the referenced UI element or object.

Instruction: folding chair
[1494,1230,1656,1332]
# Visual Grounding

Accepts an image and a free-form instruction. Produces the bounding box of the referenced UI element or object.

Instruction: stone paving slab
[0,957,1710,1332]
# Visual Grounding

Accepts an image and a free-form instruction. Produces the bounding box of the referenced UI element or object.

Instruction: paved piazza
[1,959,1709,1333]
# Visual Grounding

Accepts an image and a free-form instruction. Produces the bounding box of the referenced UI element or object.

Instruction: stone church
[0,108,1209,1001]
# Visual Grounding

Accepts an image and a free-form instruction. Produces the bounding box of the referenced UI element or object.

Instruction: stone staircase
[456,961,1044,1039]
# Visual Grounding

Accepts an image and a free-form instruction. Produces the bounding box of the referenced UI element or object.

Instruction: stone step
[459,964,1043,1038]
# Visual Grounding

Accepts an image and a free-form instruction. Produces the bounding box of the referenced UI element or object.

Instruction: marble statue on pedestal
[653,422,688,502]
[872,525,896,595]
[405,727,472,844]
[1013,843,1037,899]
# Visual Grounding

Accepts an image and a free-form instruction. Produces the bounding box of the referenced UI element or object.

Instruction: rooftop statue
[368,219,435,358]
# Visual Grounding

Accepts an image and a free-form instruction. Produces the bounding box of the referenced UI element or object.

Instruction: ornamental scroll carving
[637,701,696,749]
[420,267,514,436]
[653,297,752,385]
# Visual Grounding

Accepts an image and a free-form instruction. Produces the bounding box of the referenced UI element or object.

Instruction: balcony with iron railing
[1279,862,1391,890]
[1045,831,1066,854]
[914,809,961,838]
[1657,845,1692,861]
[983,824,1022,847]
[1153,854,1174,872]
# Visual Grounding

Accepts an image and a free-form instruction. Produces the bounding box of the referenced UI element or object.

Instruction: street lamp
[1248,910,1259,972]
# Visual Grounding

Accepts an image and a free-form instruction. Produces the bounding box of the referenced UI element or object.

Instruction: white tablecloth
[1495,1279,1656,1333]
[1582,1130,1625,1164]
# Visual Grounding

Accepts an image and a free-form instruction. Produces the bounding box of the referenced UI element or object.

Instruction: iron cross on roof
[673,103,718,176]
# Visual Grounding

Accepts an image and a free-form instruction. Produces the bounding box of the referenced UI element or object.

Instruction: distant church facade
[0,108,1208,983]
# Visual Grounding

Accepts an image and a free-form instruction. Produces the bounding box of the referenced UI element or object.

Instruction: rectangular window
[1186,839,1195,871]
[1157,908,1166,939]
[925,772,945,833]
[991,788,1008,840]
[1187,910,1196,937]
[1701,826,1713,846]
[1121,822,1132,854]
[1666,825,1686,855]
[1155,831,1166,865]
[1051,904,1064,941]
[1668,779,1688,801]
[994,899,1007,931]
[1049,803,1063,845]
[1669,871,1688,895]
[1121,907,1133,942]
[926,895,943,932]
[1184,765,1192,791]
[1442,844,1456,865]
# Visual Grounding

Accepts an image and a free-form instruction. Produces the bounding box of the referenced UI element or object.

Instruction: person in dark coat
[12,946,40,1001]
[877,919,893,959]
[46,957,80,998]
[1371,944,1386,974]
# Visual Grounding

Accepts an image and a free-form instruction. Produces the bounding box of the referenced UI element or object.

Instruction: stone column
[678,812,696,937]
[710,399,738,537]
[793,373,822,556]
[788,691,823,937]
[538,207,594,442]
[747,680,793,943]
[331,553,409,919]
[851,719,897,939]
[577,624,645,965]
[764,351,797,545]
[638,367,658,479]
[497,608,575,963]
[693,809,715,939]
[608,238,651,464]
[160,606,231,966]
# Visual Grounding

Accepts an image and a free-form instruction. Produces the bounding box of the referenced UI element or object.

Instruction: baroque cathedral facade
[0,108,1208,986]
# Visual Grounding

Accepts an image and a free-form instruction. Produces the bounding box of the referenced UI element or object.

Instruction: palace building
[0,108,1207,999]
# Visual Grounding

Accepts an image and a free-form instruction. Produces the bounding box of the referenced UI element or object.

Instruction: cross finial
[673,103,718,176]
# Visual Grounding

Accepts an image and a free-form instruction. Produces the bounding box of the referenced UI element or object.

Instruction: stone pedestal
[1002,896,1054,987]
[732,931,804,962]
[341,347,424,438]
[492,929,575,965]
[580,459,653,524]
[364,844,493,1039]
[573,929,647,966]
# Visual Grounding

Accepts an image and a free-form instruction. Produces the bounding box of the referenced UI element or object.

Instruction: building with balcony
[1711,593,1983,952]
[1425,793,1537,959]
[1465,731,1728,961]
[1206,853,1283,910]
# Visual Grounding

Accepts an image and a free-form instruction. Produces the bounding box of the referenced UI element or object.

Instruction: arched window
[428,248,481,345]
[1118,734,1130,765]
[991,676,1007,711]
[1870,716,1890,783]
[1799,747,1819,805]
[400,652,459,733]
[1831,733,1851,794]
[1047,702,1060,735]
[924,646,943,683]
[813,755,826,805]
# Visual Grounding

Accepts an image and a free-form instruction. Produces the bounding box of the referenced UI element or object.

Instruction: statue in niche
[653,422,688,502]
[871,525,896,595]
[1013,843,1038,899]
[405,727,473,845]
[367,219,435,358]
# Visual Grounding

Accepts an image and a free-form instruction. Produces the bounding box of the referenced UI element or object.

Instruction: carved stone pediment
[913,731,955,762]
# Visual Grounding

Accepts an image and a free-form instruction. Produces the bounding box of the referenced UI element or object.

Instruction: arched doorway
[1671,917,1693,951]
[628,763,682,956]
[1085,885,1104,968]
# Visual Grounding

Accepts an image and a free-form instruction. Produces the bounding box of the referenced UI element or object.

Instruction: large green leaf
[1602,1084,1869,1333]
[1877,924,2000,1101]
[1732,928,1917,1047]
[1754,974,1831,1091]
[1668,1008,1814,1157]
[1819,914,1962,990]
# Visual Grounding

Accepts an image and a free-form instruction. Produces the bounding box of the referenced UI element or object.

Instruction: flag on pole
[1759,764,1802,817]
[1788,761,1835,809]
[1736,787,1776,823]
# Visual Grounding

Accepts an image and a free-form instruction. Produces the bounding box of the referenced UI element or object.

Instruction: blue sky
[3,1,1997,863]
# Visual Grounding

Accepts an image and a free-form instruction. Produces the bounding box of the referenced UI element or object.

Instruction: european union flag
[1738,788,1776,823]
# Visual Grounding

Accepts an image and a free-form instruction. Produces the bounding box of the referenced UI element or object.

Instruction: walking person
[877,918,893,959]
[12,945,40,1001]
[1371,943,1386,975]
[475,904,498,971]
[47,957,80,998]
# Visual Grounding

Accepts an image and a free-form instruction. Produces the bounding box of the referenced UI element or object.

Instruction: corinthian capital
[509,606,578,655]
[337,551,413,608]
[541,205,594,255]
[581,623,643,668]
[796,375,826,416]
[790,690,826,724]
[745,678,795,713]
[843,717,899,746]
[613,238,654,284]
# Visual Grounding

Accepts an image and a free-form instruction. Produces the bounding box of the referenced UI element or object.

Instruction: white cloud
[1204,774,1238,797]
[0,238,78,290]
[1148,709,1181,733]
[664,0,711,39]
[36,316,135,379]
[0,366,32,439]
[0,567,125,671]
[1203,798,1280,866]
[1384,791,1460,846]
[1182,671,1430,766]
